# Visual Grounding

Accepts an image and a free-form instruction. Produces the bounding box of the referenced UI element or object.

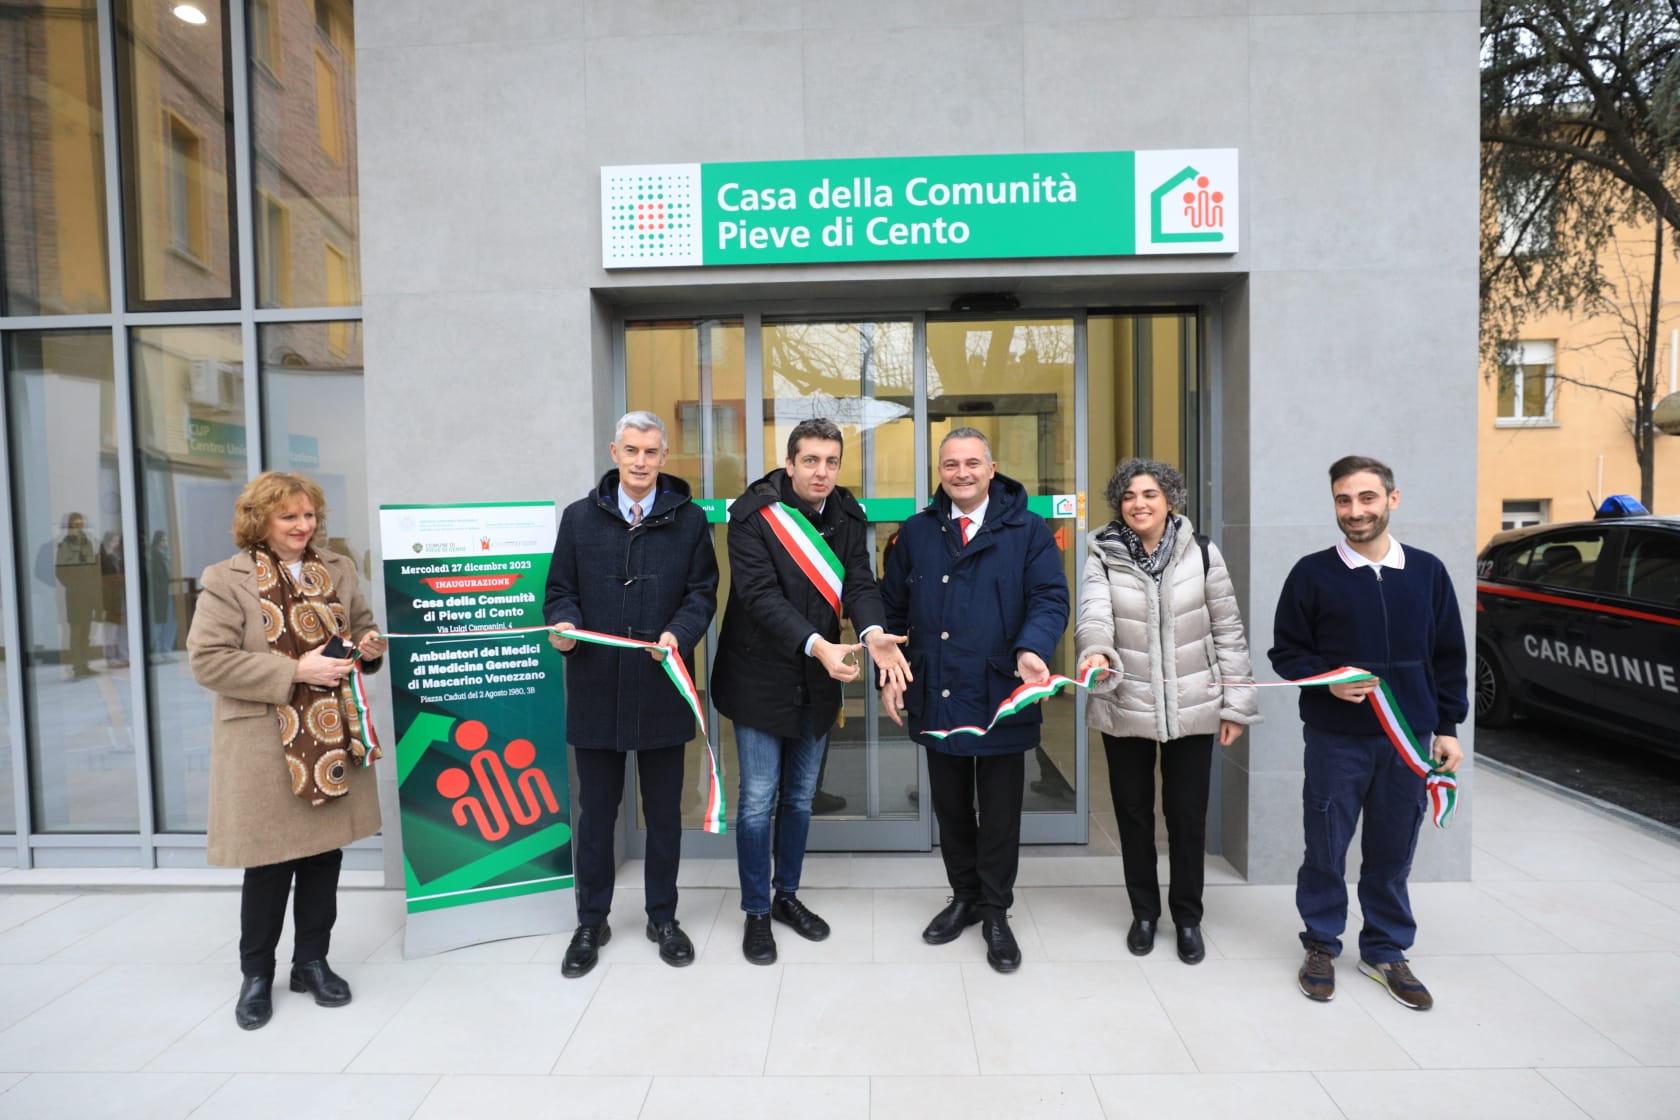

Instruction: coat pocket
[218,697,271,721]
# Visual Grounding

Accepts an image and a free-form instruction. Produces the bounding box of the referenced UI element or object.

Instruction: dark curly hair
[1103,457,1187,515]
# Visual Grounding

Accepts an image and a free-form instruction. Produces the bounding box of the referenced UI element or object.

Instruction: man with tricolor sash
[879,428,1070,974]
[1270,455,1467,1011]
[712,418,912,965]
[545,411,719,979]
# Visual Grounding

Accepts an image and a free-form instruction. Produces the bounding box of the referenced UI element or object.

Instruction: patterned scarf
[253,544,379,805]
[1113,514,1182,584]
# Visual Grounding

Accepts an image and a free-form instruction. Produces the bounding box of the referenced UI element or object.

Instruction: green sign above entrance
[601,150,1238,269]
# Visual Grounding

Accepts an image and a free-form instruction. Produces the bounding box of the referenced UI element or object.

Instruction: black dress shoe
[646,919,694,967]
[771,895,831,941]
[743,913,777,964]
[562,921,611,979]
[922,898,982,945]
[235,973,273,1030]
[289,960,351,1007]
[1127,918,1157,957]
[981,914,1021,973]
[1176,924,1206,964]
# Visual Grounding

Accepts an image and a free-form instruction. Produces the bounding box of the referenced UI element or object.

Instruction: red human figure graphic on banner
[1181,175,1225,229]
[434,720,560,842]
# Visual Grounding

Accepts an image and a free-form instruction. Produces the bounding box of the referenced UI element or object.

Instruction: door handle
[1595,615,1634,629]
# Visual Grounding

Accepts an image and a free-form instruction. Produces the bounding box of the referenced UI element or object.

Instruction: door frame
[612,296,1221,858]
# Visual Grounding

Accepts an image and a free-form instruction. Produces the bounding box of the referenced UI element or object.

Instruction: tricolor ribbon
[760,503,845,618]
[345,656,383,766]
[379,622,728,834]
[917,663,1458,828]
[921,664,1110,740]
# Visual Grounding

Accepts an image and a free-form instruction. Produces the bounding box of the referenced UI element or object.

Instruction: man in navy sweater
[1269,456,1466,1011]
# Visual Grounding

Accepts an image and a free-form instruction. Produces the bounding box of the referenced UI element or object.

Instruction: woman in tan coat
[188,472,386,1031]
[1076,458,1258,966]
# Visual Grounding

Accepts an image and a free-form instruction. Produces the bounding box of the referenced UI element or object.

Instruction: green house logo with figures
[1150,165,1226,244]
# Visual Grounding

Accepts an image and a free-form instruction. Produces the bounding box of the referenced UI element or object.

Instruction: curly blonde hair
[231,472,328,550]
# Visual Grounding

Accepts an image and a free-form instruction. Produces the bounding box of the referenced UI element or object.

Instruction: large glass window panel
[114,0,237,308]
[250,0,359,308]
[0,0,110,315]
[927,317,1078,814]
[626,319,746,498]
[763,320,917,821]
[624,319,744,830]
[761,321,915,497]
[1085,312,1199,833]
[6,330,137,832]
[259,320,367,572]
[1087,313,1199,523]
[131,324,243,831]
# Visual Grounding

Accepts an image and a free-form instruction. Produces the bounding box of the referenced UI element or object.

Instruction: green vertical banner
[379,502,571,957]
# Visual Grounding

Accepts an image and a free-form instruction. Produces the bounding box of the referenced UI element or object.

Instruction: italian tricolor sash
[760,503,844,618]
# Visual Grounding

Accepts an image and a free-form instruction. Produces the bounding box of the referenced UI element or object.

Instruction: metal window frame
[0,0,364,868]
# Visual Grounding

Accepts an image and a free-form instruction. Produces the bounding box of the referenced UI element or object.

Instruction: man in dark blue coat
[880,428,1070,973]
[544,411,718,978]
[1270,455,1466,1011]
[711,418,911,965]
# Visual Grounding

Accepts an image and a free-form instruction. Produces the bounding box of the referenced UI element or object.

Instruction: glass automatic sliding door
[927,317,1083,843]
[621,308,1200,854]
[762,320,925,847]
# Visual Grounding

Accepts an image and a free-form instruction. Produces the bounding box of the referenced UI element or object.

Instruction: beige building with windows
[1477,213,1680,547]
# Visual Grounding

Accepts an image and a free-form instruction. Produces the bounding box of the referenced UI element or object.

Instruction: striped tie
[630,502,643,527]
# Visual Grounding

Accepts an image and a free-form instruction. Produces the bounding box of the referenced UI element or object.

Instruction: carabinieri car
[1475,514,1680,753]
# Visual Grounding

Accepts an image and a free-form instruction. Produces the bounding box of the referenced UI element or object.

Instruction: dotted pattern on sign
[605,168,699,263]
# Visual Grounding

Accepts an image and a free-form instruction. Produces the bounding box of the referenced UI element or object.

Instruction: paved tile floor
[0,764,1676,1118]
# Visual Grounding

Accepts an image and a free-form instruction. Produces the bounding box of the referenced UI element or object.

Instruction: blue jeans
[733,711,828,915]
[1296,727,1428,964]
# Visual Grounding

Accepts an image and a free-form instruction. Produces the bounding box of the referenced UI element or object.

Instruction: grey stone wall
[356,0,1480,883]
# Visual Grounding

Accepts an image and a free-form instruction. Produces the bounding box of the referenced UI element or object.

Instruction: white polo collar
[1336,536,1406,570]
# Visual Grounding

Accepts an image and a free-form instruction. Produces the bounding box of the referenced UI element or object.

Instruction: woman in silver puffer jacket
[1076,458,1258,965]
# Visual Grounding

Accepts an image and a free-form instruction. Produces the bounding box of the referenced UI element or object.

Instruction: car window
[1487,542,1533,581]
[1511,531,1606,591]
[1616,530,1680,609]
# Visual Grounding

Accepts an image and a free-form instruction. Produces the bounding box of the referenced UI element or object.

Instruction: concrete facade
[356,0,1481,884]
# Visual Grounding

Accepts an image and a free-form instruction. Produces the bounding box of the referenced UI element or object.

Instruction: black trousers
[573,744,684,927]
[1103,732,1214,927]
[925,748,1025,914]
[239,847,342,978]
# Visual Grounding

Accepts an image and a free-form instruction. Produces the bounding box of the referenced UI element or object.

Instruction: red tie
[956,515,972,545]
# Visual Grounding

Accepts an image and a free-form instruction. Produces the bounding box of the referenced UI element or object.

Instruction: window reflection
[624,319,743,831]
[114,0,236,308]
[0,0,110,315]
[6,330,137,832]
[928,318,1078,815]
[131,324,243,831]
[762,321,915,498]
[760,321,918,822]
[259,320,368,576]
[0,592,10,828]
[250,0,359,308]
